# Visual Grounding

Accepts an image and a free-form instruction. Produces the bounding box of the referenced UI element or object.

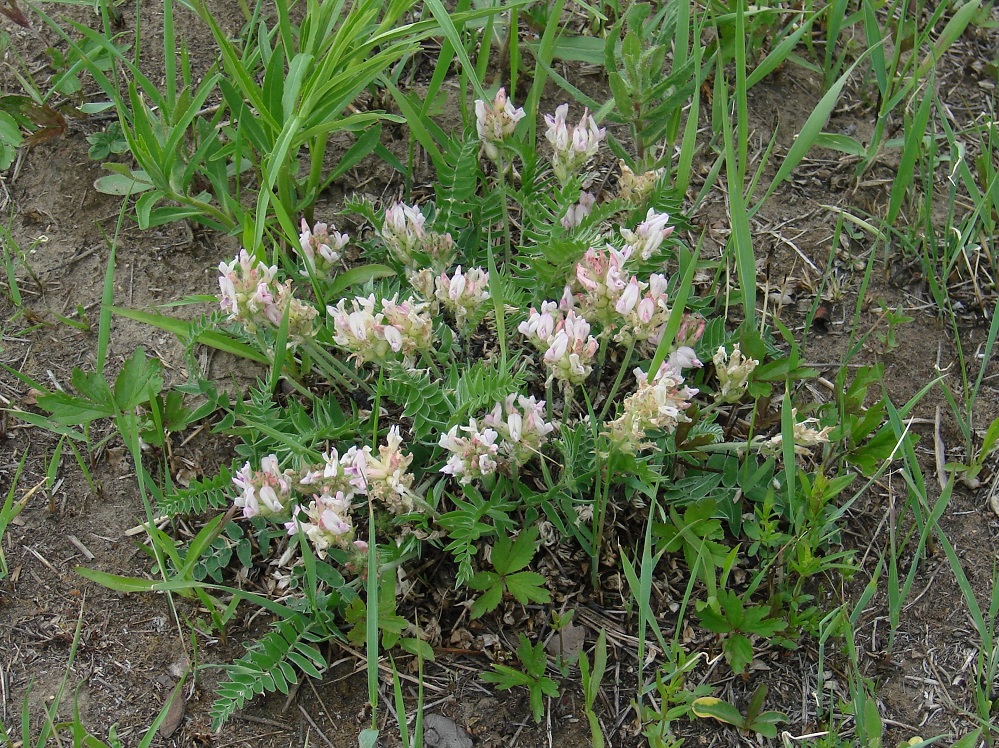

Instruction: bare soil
[2,2,998,747]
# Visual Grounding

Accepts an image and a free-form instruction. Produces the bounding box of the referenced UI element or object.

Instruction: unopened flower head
[474,87,526,161]
[438,419,500,484]
[299,218,348,276]
[328,293,433,368]
[232,454,295,519]
[218,249,318,344]
[285,490,354,559]
[761,408,833,457]
[620,208,675,261]
[545,104,605,183]
[676,313,706,348]
[561,192,596,230]
[380,202,456,271]
[605,363,698,453]
[482,394,556,466]
[713,344,758,403]
[407,267,437,302]
[436,266,490,330]
[617,161,665,204]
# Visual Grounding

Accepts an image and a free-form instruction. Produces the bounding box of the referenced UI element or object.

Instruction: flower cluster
[605,363,699,453]
[232,430,420,560]
[381,202,425,264]
[620,209,675,261]
[439,395,556,483]
[545,104,605,183]
[285,491,354,558]
[328,293,433,368]
[474,87,526,161]
[298,427,418,514]
[562,192,596,230]
[617,162,665,204]
[233,455,295,519]
[436,266,490,330]
[482,394,556,466]
[713,344,758,403]
[571,245,631,327]
[759,408,833,457]
[298,218,348,277]
[218,249,318,344]
[438,419,500,484]
[381,202,456,271]
[519,303,599,386]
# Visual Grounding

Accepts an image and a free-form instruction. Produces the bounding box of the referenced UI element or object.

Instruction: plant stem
[496,151,513,265]
[599,338,636,421]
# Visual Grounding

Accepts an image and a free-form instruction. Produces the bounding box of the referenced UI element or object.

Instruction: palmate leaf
[210,612,330,729]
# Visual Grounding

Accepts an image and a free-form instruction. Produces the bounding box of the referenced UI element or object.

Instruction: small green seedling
[696,589,787,674]
[87,121,129,160]
[579,629,607,748]
[468,525,550,619]
[481,633,560,723]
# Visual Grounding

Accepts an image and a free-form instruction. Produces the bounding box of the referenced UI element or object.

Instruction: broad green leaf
[470,583,503,619]
[114,348,163,410]
[94,170,155,196]
[691,696,745,727]
[505,571,551,605]
[329,264,397,297]
[723,633,754,675]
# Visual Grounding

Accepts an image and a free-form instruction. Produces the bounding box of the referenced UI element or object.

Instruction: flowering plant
[111,83,874,733]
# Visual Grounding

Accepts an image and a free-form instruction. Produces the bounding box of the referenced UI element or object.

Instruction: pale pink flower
[218,249,317,344]
[482,394,556,466]
[299,218,348,276]
[572,245,631,327]
[561,192,596,230]
[232,454,295,519]
[329,294,433,368]
[436,266,490,330]
[543,311,599,386]
[349,426,418,514]
[544,104,605,183]
[620,208,675,261]
[285,491,354,559]
[439,420,501,484]
[474,87,526,161]
[518,301,561,351]
[381,202,426,267]
[760,408,833,457]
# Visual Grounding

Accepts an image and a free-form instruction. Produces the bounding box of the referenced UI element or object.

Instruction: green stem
[496,150,513,266]
[598,338,636,421]
[581,387,606,590]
